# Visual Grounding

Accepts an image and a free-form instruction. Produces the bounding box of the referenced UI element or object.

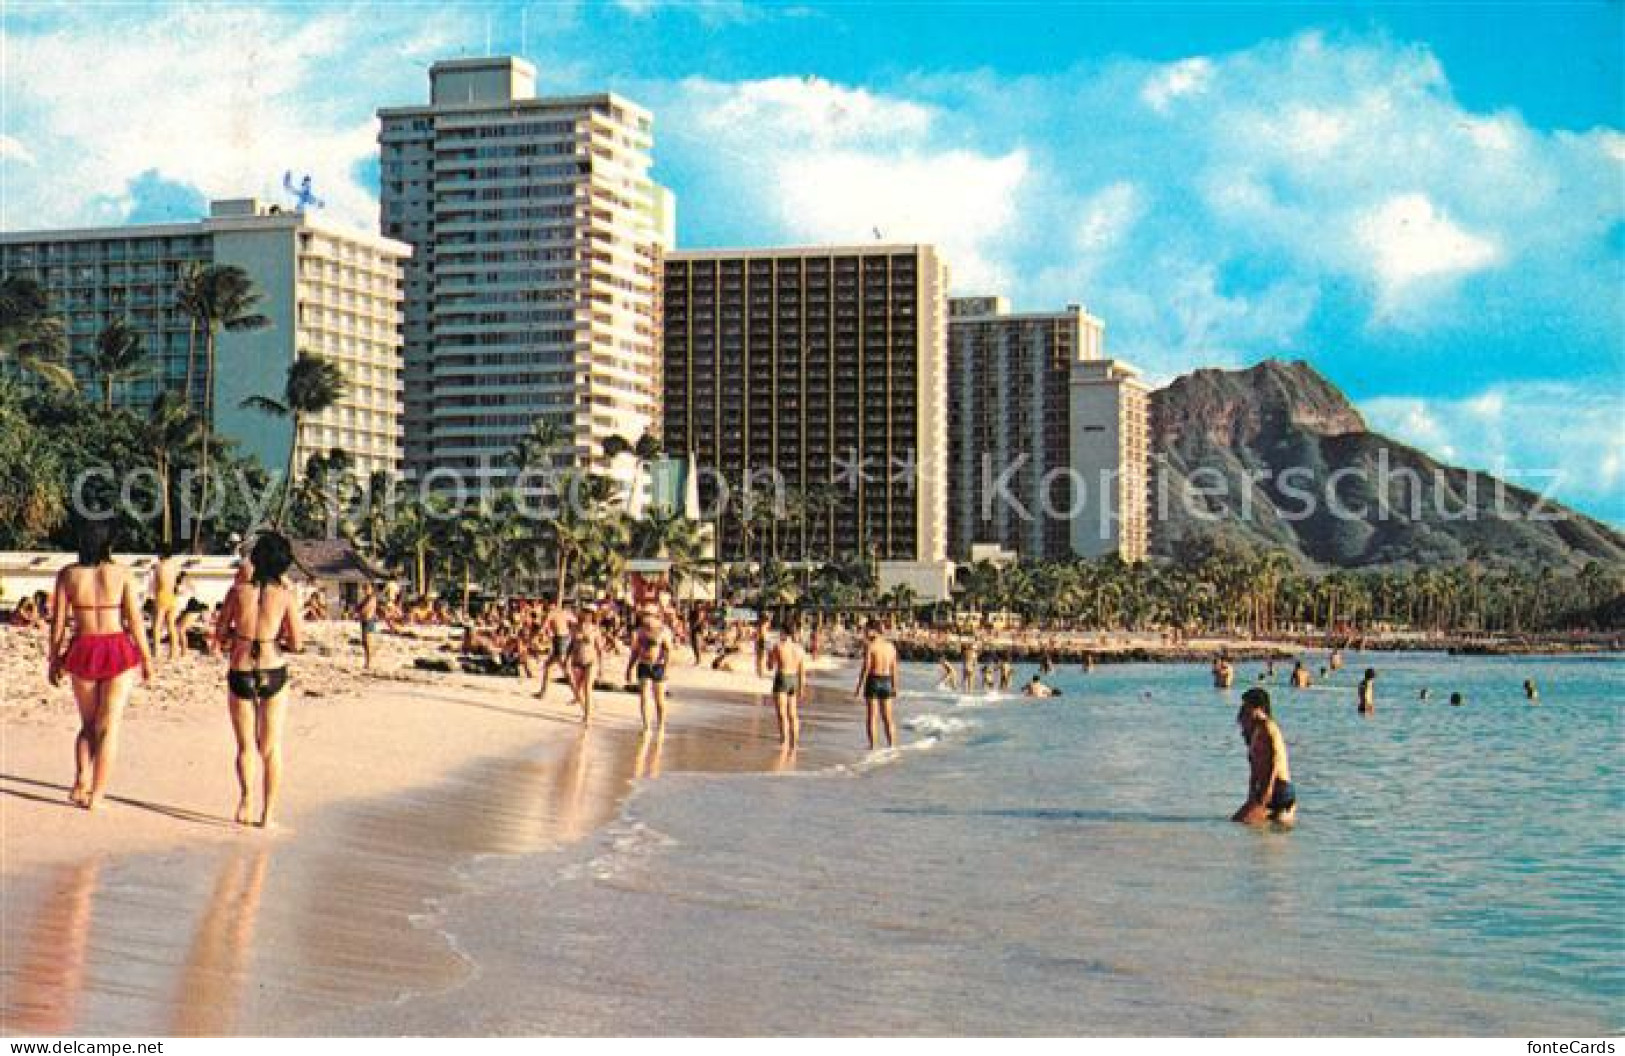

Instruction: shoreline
[1,617,864,1034]
[886,632,1622,664]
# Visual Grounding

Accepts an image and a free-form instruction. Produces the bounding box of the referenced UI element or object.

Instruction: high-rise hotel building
[378,58,674,487]
[0,199,409,479]
[947,296,1149,563]
[662,246,951,595]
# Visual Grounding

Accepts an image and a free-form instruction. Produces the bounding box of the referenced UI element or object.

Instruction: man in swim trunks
[625,611,674,733]
[854,621,899,750]
[537,602,578,703]
[767,618,807,749]
[357,582,380,670]
[1233,687,1296,826]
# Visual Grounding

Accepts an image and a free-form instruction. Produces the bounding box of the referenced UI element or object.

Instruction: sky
[3,0,1622,521]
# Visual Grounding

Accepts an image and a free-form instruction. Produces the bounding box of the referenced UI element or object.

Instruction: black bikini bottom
[228,666,290,701]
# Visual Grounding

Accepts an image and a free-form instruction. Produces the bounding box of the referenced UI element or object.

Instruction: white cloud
[612,0,756,21]
[1141,57,1214,113]
[0,135,35,165]
[651,74,1027,292]
[1075,181,1145,254]
[1354,193,1503,309]
[685,75,933,146]
[1,5,472,230]
[774,148,1029,291]
[1363,383,1625,517]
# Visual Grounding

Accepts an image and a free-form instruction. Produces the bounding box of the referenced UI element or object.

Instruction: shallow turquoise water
[398,653,1623,1035]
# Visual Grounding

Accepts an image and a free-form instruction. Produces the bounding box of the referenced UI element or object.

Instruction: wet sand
[2,626,861,1035]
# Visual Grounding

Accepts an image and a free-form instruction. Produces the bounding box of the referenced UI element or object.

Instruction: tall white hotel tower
[378,58,675,487]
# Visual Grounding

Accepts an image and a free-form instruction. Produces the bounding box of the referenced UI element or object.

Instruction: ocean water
[374,652,1624,1036]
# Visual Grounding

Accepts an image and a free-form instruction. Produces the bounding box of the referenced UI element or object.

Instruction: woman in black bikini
[216,532,304,827]
[48,522,154,810]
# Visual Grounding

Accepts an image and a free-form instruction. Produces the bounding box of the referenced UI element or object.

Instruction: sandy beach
[0,620,860,1034]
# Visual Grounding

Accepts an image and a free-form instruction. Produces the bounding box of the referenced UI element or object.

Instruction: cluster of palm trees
[0,269,349,550]
[952,546,1621,636]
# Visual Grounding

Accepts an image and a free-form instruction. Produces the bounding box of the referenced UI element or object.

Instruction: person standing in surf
[767,619,808,749]
[1233,688,1296,826]
[855,621,900,750]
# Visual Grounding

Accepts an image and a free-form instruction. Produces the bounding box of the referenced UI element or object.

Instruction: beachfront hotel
[0,200,410,479]
[662,245,953,598]
[947,296,1149,563]
[378,57,675,488]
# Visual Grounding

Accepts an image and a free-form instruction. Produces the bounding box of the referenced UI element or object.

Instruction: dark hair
[249,531,294,585]
[157,541,174,559]
[1365,668,1377,679]
[76,520,115,566]
[1241,687,1272,715]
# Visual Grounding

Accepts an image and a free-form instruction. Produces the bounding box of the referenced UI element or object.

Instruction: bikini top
[235,584,285,660]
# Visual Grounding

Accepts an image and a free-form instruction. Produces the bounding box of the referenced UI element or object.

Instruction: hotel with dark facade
[661,245,952,595]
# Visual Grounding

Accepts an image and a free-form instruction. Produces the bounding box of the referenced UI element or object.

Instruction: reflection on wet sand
[1,860,100,1034]
[170,849,271,1036]
[0,685,860,1035]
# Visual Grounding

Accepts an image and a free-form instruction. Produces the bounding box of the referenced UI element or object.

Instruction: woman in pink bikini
[48,522,153,810]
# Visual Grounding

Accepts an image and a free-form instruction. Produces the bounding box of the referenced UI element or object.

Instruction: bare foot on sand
[236,799,253,826]
[68,785,89,807]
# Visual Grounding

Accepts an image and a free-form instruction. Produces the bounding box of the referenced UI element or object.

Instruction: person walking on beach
[217,532,304,828]
[537,602,577,702]
[855,621,899,750]
[357,582,380,671]
[1232,688,1296,826]
[569,611,604,724]
[49,522,154,810]
[626,612,674,733]
[767,619,807,749]
[754,612,772,678]
[148,544,182,661]
[1357,668,1377,715]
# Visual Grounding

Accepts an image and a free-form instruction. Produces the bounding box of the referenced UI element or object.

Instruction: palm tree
[175,262,206,402]
[0,275,75,390]
[90,318,149,411]
[507,417,569,477]
[241,352,348,526]
[603,430,664,507]
[384,496,442,596]
[189,265,270,550]
[142,390,203,548]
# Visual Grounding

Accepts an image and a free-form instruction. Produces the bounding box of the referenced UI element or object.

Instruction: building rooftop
[0,199,411,258]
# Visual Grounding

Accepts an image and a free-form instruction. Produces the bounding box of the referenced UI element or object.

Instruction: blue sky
[3,1,1622,521]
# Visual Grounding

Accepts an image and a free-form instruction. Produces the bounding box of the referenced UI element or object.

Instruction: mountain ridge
[1146,360,1625,570]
